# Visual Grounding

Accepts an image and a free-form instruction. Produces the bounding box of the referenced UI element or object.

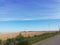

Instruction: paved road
[33,35,60,45]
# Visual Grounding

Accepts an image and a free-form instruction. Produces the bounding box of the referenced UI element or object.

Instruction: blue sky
[0,0,60,32]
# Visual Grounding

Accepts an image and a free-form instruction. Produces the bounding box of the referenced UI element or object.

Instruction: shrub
[1,31,60,45]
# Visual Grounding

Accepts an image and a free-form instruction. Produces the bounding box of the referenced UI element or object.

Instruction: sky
[0,0,60,32]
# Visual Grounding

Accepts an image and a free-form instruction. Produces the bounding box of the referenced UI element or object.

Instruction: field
[0,31,46,40]
[0,31,59,45]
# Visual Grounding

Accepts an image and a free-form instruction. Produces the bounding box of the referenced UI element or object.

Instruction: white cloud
[0,15,60,21]
[0,18,37,21]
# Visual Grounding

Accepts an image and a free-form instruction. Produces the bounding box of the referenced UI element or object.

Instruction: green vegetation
[0,31,60,45]
[30,31,60,43]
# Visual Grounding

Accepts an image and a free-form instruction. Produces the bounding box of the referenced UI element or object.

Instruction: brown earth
[0,31,46,40]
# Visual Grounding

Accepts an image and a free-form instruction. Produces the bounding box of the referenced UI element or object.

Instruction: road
[33,35,60,45]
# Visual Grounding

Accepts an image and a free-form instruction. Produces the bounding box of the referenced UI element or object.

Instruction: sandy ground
[0,31,45,40]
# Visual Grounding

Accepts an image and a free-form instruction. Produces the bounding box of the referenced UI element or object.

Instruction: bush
[0,31,60,45]
[0,40,2,45]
